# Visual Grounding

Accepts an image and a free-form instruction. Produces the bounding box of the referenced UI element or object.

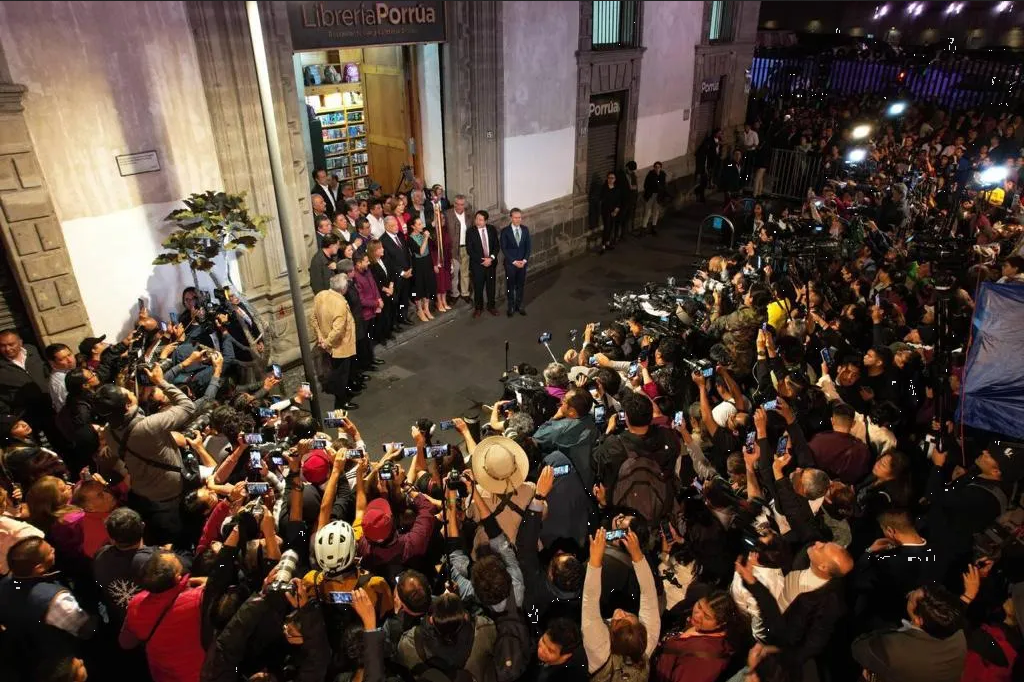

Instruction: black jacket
[643,170,667,200]
[516,504,582,637]
[745,573,847,670]
[598,183,622,213]
[0,344,48,415]
[465,223,499,274]
[593,425,680,492]
[309,249,335,295]
[381,232,411,276]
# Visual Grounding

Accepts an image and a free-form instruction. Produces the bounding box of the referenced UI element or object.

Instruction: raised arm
[624,531,660,657]
[582,532,610,674]
[317,448,347,535]
[693,371,718,437]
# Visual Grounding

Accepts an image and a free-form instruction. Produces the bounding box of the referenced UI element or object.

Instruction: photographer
[94,363,196,545]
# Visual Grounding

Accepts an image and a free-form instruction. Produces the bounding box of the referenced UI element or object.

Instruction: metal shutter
[692,100,719,149]
[0,247,35,343]
[587,122,620,185]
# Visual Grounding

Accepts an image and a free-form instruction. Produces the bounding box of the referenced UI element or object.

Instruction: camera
[266,550,300,593]
[446,469,469,498]
[380,463,394,480]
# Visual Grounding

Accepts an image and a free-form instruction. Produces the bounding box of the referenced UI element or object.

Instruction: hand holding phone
[605,529,627,541]
[272,364,282,380]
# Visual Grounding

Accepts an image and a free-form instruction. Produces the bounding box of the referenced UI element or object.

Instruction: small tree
[153,191,271,356]
[153,190,268,289]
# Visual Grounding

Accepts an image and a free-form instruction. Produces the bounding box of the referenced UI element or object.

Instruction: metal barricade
[765,149,823,201]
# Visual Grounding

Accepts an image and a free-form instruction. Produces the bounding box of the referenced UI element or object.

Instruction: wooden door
[362,46,412,196]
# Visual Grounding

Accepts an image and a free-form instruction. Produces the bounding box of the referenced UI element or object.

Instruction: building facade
[0,0,757,363]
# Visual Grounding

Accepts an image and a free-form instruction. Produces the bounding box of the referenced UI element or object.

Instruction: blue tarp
[958,282,1024,439]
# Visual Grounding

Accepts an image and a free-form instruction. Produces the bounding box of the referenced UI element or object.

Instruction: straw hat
[471,436,529,495]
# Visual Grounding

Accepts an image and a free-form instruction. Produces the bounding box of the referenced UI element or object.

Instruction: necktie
[392,234,401,249]
[514,227,521,244]
[480,228,489,257]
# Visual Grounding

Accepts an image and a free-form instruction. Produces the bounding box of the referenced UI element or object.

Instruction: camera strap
[110,421,181,475]
[142,591,181,645]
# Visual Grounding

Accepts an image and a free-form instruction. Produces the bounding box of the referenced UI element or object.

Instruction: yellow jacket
[311,289,356,358]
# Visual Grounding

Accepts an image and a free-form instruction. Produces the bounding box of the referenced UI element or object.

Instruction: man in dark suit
[0,329,51,435]
[465,210,499,317]
[499,207,531,317]
[311,167,339,216]
[380,216,413,325]
[309,233,341,295]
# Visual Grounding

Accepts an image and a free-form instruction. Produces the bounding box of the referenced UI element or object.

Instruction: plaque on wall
[288,1,446,50]
[116,151,161,177]
[700,77,724,103]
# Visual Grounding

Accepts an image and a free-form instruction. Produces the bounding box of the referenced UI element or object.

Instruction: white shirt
[9,347,26,370]
[711,399,737,428]
[50,370,69,412]
[317,183,336,212]
[455,211,468,246]
[743,129,760,149]
[731,564,784,641]
[368,214,386,239]
[478,227,490,257]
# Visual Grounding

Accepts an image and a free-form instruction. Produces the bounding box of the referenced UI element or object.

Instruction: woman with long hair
[653,590,750,682]
[407,217,437,321]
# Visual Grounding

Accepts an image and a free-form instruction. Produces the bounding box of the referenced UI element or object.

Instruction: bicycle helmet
[314,520,355,575]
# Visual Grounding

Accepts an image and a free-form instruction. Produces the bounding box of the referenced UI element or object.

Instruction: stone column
[441,0,504,214]
[185,0,312,364]
[0,81,92,347]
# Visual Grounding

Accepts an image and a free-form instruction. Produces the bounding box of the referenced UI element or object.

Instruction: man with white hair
[311,273,358,410]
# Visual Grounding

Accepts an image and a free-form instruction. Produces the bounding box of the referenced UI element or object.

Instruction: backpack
[960,623,1017,682]
[487,600,531,682]
[612,443,673,523]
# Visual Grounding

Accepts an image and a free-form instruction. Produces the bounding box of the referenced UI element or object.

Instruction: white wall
[634,0,704,167]
[0,1,225,338]
[502,1,579,209]
[416,44,446,188]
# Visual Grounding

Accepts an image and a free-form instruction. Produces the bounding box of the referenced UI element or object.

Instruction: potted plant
[153,190,270,355]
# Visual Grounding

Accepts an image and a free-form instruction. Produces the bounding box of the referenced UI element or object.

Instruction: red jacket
[121,576,205,682]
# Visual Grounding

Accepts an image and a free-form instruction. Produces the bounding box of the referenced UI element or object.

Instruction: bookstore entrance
[288,2,447,199]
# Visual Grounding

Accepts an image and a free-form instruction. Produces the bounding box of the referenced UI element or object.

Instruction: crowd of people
[0,92,1023,682]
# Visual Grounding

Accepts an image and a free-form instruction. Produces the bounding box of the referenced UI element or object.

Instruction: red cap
[362,498,394,542]
[301,450,332,485]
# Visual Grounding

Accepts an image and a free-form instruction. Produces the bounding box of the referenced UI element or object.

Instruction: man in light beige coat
[311,273,358,410]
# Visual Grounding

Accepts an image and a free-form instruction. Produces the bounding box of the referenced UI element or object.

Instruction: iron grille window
[592,1,640,49]
[708,0,734,42]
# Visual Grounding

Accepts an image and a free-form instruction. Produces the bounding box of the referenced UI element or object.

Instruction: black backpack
[487,599,531,682]
[612,442,674,523]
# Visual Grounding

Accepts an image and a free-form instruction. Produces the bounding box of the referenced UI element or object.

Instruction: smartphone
[617,410,627,423]
[383,442,404,453]
[326,591,353,604]
[761,322,768,332]
[745,430,757,449]
[438,419,455,431]
[628,362,639,378]
[160,321,168,333]
[326,409,347,420]
[660,518,673,539]
[588,356,599,367]
[874,294,881,308]
[380,467,394,481]
[244,433,263,445]
[169,311,178,325]
[762,399,778,410]
[692,478,704,492]
[820,347,833,366]
[776,434,790,455]
[323,418,346,428]
[701,366,715,379]
[402,446,420,458]
[312,438,328,450]
[425,444,450,459]
[272,364,282,379]
[553,464,570,477]
[299,382,312,398]
[271,455,286,467]
[249,452,262,468]
[246,482,268,496]
[499,400,518,415]
[605,529,627,541]
[594,405,607,423]
[137,369,152,387]
[672,410,684,428]
[345,449,364,460]
[257,407,276,419]
[638,348,650,362]
[538,331,552,344]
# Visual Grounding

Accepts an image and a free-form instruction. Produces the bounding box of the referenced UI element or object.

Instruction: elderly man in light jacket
[312,273,357,411]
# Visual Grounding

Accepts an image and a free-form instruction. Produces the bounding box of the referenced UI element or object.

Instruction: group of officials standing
[306,171,532,410]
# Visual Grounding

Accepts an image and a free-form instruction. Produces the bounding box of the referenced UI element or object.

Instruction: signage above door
[288,1,446,50]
